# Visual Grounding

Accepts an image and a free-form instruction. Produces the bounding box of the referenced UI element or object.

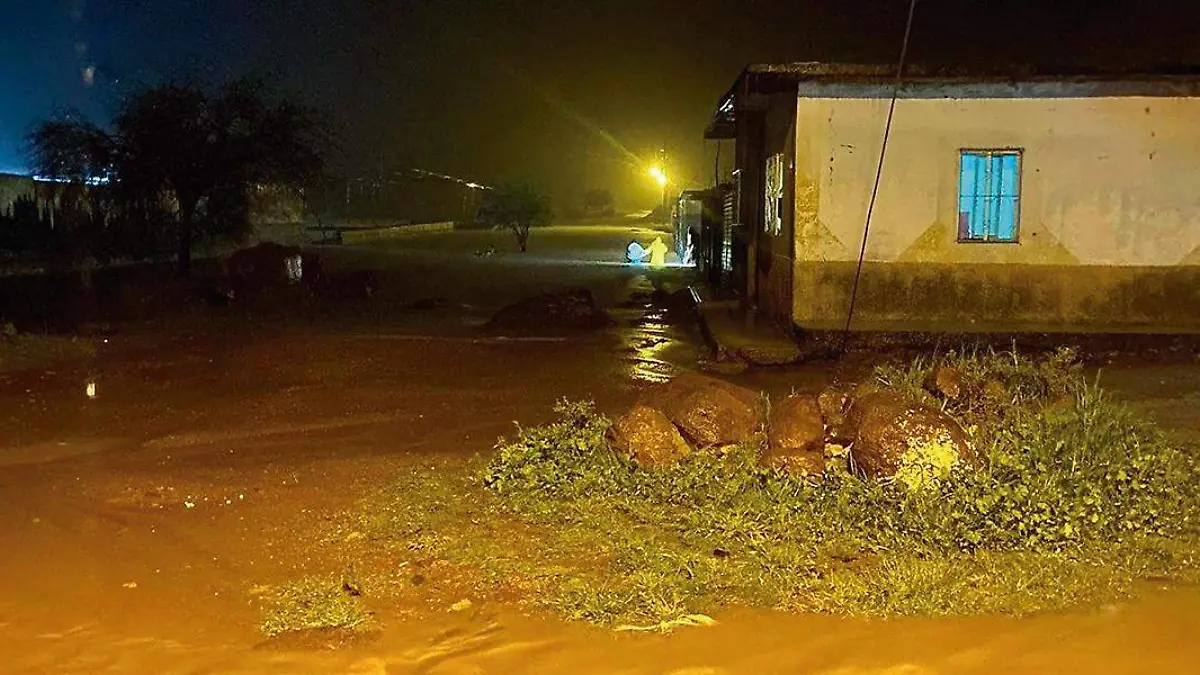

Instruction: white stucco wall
[795,95,1200,267]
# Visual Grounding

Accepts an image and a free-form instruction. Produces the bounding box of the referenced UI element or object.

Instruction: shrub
[259,574,371,638]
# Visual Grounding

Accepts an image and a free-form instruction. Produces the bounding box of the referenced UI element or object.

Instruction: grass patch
[259,574,372,638]
[361,351,1200,626]
[0,323,96,372]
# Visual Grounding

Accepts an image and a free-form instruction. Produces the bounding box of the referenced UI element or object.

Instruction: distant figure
[626,240,648,264]
[647,237,668,266]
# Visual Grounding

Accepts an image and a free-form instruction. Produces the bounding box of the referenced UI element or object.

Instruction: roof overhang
[705,61,1200,138]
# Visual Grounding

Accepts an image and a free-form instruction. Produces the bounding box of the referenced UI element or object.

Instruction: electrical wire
[838,0,920,354]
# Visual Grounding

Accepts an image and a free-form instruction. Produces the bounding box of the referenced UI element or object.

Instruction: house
[705,63,1200,333]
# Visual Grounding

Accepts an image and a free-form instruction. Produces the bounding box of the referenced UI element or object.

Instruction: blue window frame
[958,150,1021,242]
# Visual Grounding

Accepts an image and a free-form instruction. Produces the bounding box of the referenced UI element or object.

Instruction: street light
[648,164,669,221]
[648,165,668,187]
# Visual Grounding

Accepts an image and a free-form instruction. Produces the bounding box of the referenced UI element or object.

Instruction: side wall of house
[793,93,1200,332]
[752,93,798,328]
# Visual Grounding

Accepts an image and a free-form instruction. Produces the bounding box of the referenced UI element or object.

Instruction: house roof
[705,62,1200,139]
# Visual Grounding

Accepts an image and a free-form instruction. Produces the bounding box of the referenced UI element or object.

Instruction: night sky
[2,1,1198,207]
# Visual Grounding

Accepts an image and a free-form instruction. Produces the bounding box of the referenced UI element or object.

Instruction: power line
[838,0,920,355]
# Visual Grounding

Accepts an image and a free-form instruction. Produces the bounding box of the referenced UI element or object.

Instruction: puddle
[614,275,702,384]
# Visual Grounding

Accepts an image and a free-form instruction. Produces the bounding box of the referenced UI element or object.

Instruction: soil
[2,224,1199,673]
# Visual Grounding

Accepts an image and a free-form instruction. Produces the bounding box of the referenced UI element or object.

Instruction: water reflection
[619,275,695,384]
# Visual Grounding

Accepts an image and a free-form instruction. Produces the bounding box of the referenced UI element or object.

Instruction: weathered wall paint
[794,261,1200,333]
[792,94,1200,331]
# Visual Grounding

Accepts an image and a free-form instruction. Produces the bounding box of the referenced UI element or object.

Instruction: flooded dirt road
[2,226,1199,673]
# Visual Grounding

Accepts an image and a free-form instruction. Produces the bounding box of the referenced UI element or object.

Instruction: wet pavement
[2,225,1199,673]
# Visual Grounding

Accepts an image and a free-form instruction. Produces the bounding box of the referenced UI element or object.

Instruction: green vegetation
[259,574,372,638]
[475,182,553,252]
[24,79,324,272]
[0,323,96,372]
[359,351,1200,627]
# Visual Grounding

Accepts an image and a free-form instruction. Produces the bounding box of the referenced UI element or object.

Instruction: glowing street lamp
[648,164,670,220]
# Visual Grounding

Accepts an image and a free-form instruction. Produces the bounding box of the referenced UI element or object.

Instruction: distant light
[648,165,668,187]
[32,174,110,186]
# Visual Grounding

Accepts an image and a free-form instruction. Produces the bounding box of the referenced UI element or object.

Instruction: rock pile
[609,373,975,486]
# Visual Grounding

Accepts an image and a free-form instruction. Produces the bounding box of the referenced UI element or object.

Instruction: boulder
[607,405,692,468]
[651,373,763,447]
[768,394,824,454]
[762,394,826,477]
[845,391,973,484]
[817,383,854,429]
[923,365,963,400]
[487,287,612,333]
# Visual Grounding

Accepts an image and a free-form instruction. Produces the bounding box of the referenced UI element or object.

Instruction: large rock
[607,405,692,468]
[817,383,855,429]
[923,365,963,400]
[487,287,612,333]
[762,394,825,477]
[768,394,824,453]
[651,373,763,447]
[845,391,973,484]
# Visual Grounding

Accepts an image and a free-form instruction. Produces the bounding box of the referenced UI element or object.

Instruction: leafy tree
[25,109,116,261]
[476,182,552,252]
[114,79,324,274]
[582,188,614,216]
[26,79,325,274]
[26,109,115,184]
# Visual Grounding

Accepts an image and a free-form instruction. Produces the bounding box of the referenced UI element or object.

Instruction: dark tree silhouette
[114,79,324,274]
[26,109,114,184]
[25,109,116,261]
[26,79,325,274]
[476,182,552,252]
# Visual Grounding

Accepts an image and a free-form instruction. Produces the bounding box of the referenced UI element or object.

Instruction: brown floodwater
[3,228,1200,673]
[3,322,1198,674]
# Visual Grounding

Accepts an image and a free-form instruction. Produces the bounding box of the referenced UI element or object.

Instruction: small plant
[874,345,1084,427]
[259,575,372,638]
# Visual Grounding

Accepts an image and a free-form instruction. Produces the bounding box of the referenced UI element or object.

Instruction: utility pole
[659,145,669,220]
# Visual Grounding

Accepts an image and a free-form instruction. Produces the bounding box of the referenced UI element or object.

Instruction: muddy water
[3,266,1200,672]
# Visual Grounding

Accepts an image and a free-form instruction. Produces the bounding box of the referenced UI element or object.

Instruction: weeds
[0,327,96,372]
[259,574,372,638]
[362,352,1199,626]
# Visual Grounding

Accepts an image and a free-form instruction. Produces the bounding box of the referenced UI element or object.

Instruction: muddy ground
[1,223,1199,674]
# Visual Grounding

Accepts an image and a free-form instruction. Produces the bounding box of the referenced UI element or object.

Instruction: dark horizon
[3,0,1200,208]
